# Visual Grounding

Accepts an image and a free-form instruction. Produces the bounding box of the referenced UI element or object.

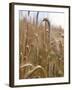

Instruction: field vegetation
[19,11,64,79]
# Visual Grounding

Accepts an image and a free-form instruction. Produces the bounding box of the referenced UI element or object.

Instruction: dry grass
[19,14,64,79]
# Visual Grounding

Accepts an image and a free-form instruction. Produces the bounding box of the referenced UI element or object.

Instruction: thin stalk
[24,11,30,63]
[36,11,39,26]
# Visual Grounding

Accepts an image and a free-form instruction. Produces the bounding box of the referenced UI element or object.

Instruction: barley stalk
[24,65,47,78]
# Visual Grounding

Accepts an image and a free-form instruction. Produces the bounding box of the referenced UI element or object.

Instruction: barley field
[19,11,64,79]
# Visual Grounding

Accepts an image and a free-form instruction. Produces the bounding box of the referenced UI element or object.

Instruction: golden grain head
[34,33,38,37]
[26,45,29,49]
[46,29,49,32]
[47,55,51,58]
